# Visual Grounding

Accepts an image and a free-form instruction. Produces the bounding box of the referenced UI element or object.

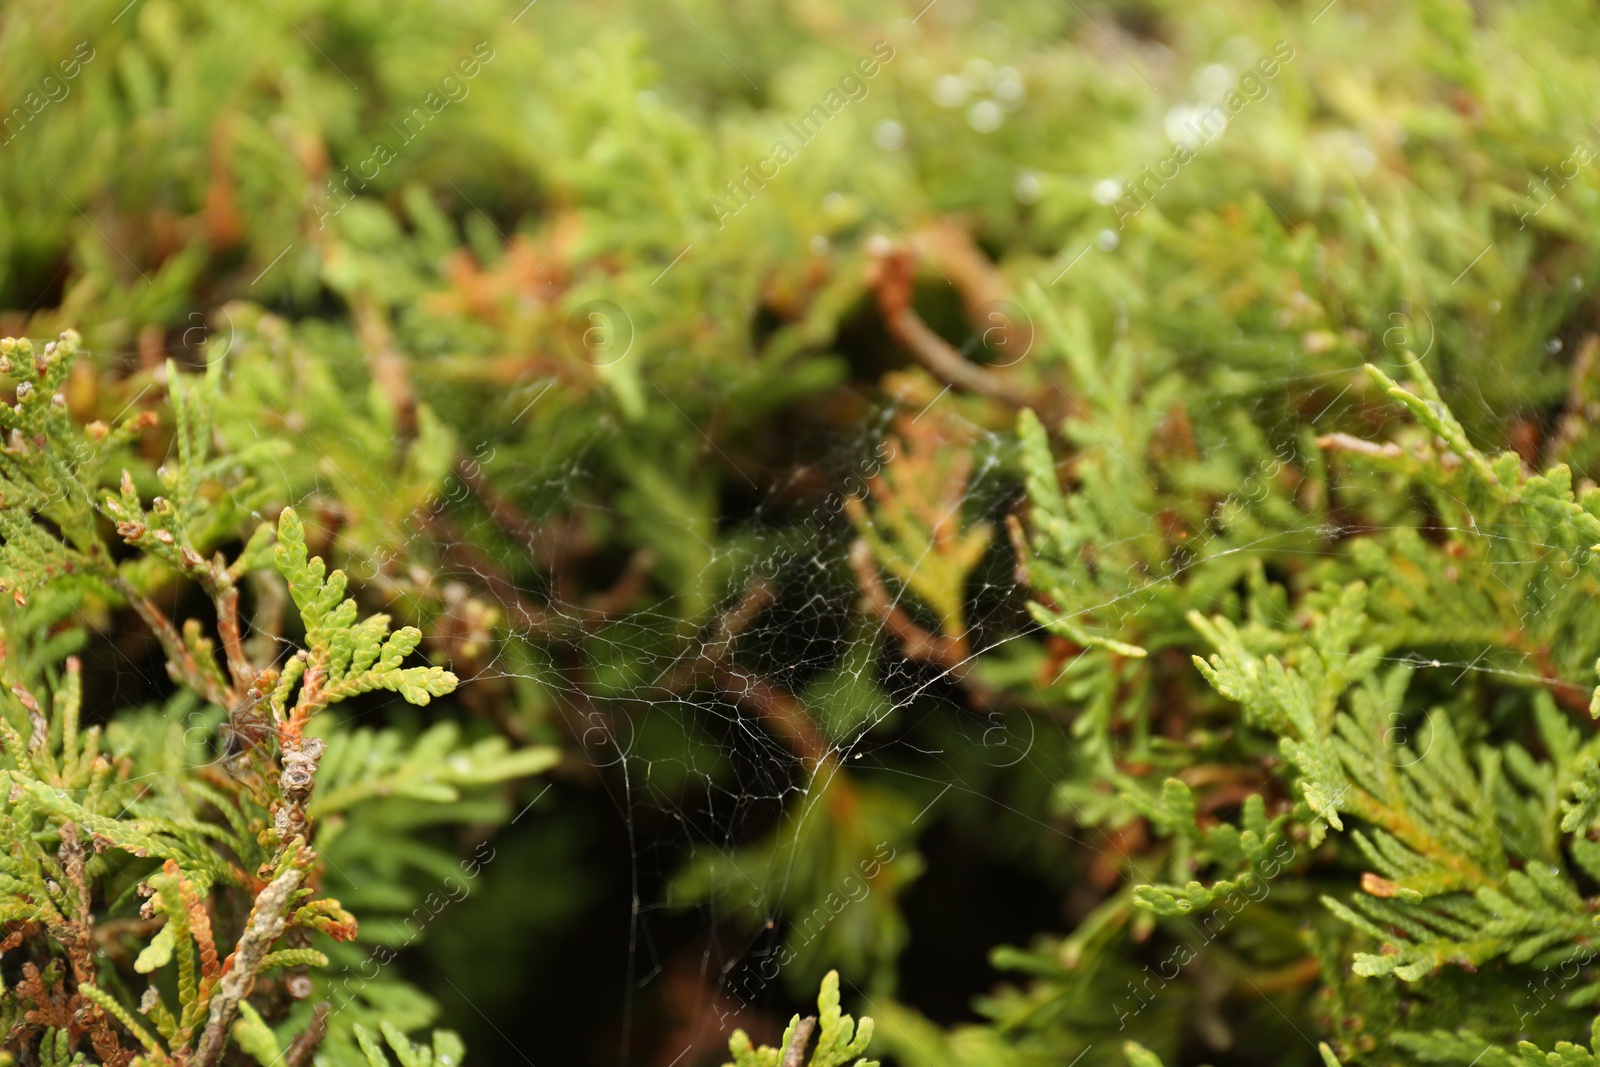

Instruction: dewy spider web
[13,0,1600,1064]
[242,304,1590,1063]
[64,255,1597,1067]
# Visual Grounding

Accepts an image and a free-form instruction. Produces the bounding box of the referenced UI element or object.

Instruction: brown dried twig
[352,295,416,435]
[284,1002,331,1067]
[866,238,1033,408]
[848,538,965,672]
[193,865,305,1067]
[712,665,833,772]
[109,574,232,709]
[210,571,257,698]
[1315,432,1402,459]
[273,737,327,850]
[780,1016,817,1067]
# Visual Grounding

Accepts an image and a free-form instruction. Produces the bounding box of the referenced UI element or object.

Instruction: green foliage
[38,1030,89,1067]
[0,333,552,1065]
[996,338,1600,1064]
[723,971,877,1067]
[15,0,1600,1064]
[675,782,921,994]
[352,1022,464,1067]
[1125,1039,1344,1067]
[1393,1019,1600,1065]
[273,505,458,715]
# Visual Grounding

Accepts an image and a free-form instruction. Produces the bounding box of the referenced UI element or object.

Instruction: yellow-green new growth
[723,970,877,1067]
[1125,1038,1344,1066]
[272,506,458,720]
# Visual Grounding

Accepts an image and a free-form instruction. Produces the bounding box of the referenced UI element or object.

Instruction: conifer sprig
[0,330,552,1067]
[722,971,878,1067]
[270,505,458,733]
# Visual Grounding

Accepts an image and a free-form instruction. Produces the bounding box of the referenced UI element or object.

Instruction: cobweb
[425,374,1048,1059]
[101,292,1578,1066]
[287,323,1568,1064]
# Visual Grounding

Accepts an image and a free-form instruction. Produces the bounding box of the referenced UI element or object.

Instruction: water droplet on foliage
[967,100,1003,131]
[932,75,967,108]
[1165,105,1216,147]
[1194,63,1234,99]
[1547,338,1564,354]
[993,67,1025,103]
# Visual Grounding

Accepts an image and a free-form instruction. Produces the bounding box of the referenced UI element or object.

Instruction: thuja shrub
[12,0,1600,1066]
[972,350,1600,1067]
[0,333,559,1065]
[0,328,881,1067]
